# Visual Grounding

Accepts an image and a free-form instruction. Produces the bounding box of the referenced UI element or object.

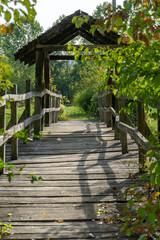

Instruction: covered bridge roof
[14,10,120,66]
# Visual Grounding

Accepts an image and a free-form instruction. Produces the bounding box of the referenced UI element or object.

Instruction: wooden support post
[0,88,6,164]
[118,98,128,154]
[114,97,120,140]
[11,84,18,160]
[52,95,56,123]
[34,51,44,136]
[101,95,105,122]
[44,52,51,127]
[98,94,103,122]
[112,94,116,129]
[55,96,60,123]
[25,79,31,134]
[137,101,146,172]
[104,93,112,127]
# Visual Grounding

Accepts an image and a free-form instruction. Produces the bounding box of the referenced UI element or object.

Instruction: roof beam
[36,44,120,52]
[50,55,105,60]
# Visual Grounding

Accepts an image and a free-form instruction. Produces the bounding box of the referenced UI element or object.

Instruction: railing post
[137,101,146,172]
[114,97,120,140]
[104,92,112,127]
[118,98,128,154]
[0,88,6,164]
[25,79,31,134]
[34,51,44,136]
[11,84,18,160]
[55,95,61,123]
[98,93,103,122]
[44,52,51,127]
[112,94,116,129]
[52,94,56,123]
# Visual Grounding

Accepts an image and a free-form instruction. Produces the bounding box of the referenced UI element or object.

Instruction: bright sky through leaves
[35,0,124,31]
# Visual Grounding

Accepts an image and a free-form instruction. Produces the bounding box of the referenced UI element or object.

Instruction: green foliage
[0,20,43,93]
[29,174,43,184]
[73,88,94,113]
[65,106,89,120]
[14,129,30,144]
[59,104,68,121]
[72,0,160,238]
[0,0,37,34]
[0,223,13,238]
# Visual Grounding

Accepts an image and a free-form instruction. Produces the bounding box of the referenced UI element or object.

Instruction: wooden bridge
[0,10,158,239]
[0,79,155,240]
[0,119,139,239]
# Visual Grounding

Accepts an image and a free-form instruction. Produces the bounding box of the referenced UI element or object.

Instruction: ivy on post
[137,101,146,172]
[44,51,51,127]
[34,51,44,136]
[0,88,6,165]
[25,79,31,134]
[118,97,128,154]
[11,84,18,160]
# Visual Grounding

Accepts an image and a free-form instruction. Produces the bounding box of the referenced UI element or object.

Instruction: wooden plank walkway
[0,120,139,239]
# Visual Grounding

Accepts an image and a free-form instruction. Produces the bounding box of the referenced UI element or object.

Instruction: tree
[0,19,43,92]
[0,0,37,34]
[93,1,109,18]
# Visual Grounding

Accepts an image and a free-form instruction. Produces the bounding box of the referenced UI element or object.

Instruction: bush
[73,89,99,118]
[73,89,93,112]
[59,104,68,121]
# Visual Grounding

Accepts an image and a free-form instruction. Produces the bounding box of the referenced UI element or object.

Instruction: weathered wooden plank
[0,172,138,180]
[0,178,137,187]
[11,84,18,160]
[0,89,62,107]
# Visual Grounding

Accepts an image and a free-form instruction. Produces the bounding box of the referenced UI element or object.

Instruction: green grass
[65,105,99,121]
[65,105,89,120]
[6,105,34,127]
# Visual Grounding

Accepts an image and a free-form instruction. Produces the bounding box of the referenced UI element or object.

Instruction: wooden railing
[97,90,160,172]
[0,79,62,163]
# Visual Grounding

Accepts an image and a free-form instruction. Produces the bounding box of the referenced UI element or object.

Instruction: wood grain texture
[0,120,139,239]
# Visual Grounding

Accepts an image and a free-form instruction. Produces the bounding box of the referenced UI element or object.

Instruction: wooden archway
[14,10,120,134]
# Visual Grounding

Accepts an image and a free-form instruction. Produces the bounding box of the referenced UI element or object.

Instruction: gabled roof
[14,10,120,66]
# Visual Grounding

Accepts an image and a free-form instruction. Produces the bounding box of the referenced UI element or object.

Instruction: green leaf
[5,10,11,22]
[150,172,156,185]
[128,200,135,207]
[138,234,147,240]
[157,174,160,187]
[140,173,147,181]
[14,9,20,22]
[137,207,146,218]
[7,172,15,182]
[149,161,157,172]
[147,213,156,224]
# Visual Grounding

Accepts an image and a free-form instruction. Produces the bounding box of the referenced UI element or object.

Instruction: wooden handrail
[0,107,61,147]
[0,89,62,107]
[0,80,62,164]
[98,90,159,172]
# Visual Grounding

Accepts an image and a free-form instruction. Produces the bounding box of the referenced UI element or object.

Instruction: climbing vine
[72,0,160,239]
